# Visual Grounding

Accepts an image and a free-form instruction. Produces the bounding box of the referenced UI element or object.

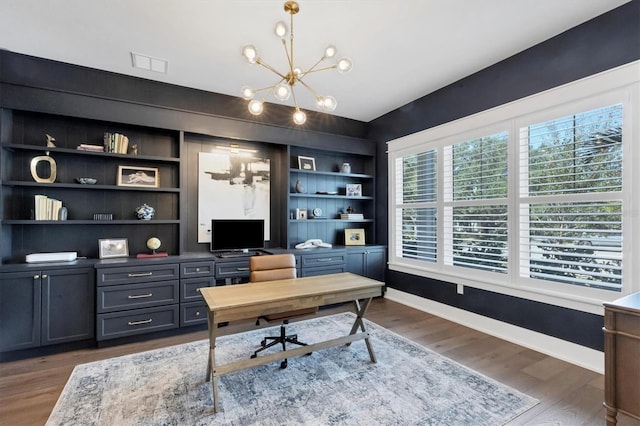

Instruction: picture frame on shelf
[296,208,308,220]
[98,238,129,259]
[346,183,362,197]
[345,228,365,246]
[298,156,316,171]
[117,165,159,188]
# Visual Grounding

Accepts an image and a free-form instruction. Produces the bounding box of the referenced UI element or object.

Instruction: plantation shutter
[519,104,623,290]
[395,151,437,261]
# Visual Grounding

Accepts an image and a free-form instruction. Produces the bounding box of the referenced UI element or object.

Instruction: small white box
[25,252,78,263]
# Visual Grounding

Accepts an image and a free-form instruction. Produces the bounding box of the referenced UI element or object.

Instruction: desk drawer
[216,260,250,279]
[300,252,346,268]
[180,261,214,278]
[180,301,208,327]
[97,305,178,341]
[180,277,215,302]
[97,264,179,286]
[301,264,347,277]
[97,281,179,313]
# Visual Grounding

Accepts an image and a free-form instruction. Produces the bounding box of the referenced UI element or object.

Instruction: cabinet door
[364,249,386,282]
[41,268,95,345]
[0,271,41,351]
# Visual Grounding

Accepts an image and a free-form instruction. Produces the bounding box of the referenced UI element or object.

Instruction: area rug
[46,313,537,425]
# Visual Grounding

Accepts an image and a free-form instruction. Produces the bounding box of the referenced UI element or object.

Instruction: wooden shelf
[0,143,180,163]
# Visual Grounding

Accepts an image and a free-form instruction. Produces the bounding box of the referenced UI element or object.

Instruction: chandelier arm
[255,59,289,81]
[290,86,301,110]
[297,56,329,79]
[296,79,324,99]
[281,39,294,73]
[299,64,338,78]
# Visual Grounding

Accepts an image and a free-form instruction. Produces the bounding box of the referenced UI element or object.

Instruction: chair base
[250,322,309,369]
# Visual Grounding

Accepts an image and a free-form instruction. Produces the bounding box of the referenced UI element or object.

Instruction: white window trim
[387,61,640,315]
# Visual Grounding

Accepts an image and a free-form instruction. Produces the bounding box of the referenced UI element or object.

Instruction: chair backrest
[249,253,296,282]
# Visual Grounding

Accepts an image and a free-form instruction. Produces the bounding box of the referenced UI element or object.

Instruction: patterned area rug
[47,313,538,425]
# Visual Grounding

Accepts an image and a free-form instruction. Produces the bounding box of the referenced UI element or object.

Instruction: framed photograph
[298,156,316,171]
[345,228,365,246]
[98,238,129,259]
[296,208,308,220]
[117,165,159,188]
[346,183,362,197]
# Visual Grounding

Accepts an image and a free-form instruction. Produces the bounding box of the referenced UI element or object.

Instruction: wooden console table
[603,291,640,425]
[200,272,384,413]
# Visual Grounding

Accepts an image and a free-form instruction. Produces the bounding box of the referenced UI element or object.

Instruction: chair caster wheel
[260,340,266,346]
[250,354,257,359]
[280,360,288,369]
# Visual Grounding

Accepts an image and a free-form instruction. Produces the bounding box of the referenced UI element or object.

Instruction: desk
[603,292,640,425]
[200,272,384,412]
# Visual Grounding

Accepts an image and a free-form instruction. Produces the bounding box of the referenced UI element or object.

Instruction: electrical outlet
[456,284,464,295]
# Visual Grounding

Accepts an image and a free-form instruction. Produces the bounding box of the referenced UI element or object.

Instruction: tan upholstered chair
[249,253,316,368]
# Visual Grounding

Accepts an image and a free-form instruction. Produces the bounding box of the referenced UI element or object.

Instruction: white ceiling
[0,0,631,123]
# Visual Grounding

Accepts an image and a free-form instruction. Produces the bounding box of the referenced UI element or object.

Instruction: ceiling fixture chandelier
[240,1,352,125]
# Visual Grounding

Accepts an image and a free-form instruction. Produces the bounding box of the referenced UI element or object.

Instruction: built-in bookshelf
[0,109,181,261]
[287,146,376,249]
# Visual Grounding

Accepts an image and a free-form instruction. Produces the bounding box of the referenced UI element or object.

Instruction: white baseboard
[384,288,604,374]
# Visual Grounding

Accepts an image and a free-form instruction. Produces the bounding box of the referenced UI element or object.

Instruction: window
[387,62,639,311]
[520,105,623,291]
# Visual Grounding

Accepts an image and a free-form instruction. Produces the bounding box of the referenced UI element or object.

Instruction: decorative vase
[135,204,155,220]
[341,162,351,174]
[295,180,306,193]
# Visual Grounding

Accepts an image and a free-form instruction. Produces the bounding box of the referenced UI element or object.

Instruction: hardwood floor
[0,298,637,426]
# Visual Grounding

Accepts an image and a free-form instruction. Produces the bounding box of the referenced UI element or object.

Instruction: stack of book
[76,143,105,152]
[103,132,129,154]
[340,213,364,220]
[34,194,64,220]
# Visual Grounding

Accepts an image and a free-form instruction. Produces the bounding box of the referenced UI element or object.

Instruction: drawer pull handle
[317,258,332,262]
[128,272,153,277]
[128,318,153,326]
[128,293,153,299]
[236,267,250,271]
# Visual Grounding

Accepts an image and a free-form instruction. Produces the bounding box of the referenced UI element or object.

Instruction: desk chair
[249,253,317,368]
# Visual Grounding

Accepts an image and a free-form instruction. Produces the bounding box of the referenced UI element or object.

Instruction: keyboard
[218,251,257,258]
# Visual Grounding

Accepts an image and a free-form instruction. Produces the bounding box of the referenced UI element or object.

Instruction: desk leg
[348,298,376,363]
[206,310,220,413]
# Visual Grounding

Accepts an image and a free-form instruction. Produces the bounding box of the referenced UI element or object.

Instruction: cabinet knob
[196,268,200,272]
[34,275,40,279]
[196,311,201,316]
[41,274,48,279]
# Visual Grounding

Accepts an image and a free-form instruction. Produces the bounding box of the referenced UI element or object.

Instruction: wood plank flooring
[0,298,637,425]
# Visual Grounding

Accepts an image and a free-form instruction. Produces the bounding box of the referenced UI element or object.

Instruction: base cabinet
[0,271,41,351]
[346,246,386,281]
[41,268,95,345]
[0,267,94,352]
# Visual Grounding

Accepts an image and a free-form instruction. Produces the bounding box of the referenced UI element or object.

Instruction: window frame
[387,61,640,314]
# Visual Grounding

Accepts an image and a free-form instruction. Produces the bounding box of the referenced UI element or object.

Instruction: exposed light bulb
[248,99,264,115]
[293,109,307,125]
[241,86,255,100]
[275,21,288,38]
[241,45,258,63]
[274,83,291,101]
[336,57,352,73]
[318,96,337,112]
[325,45,337,58]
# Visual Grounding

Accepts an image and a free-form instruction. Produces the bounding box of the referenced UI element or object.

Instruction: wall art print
[197,152,270,243]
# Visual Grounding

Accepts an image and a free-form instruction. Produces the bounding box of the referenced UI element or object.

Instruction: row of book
[103,132,129,154]
[34,195,64,220]
[340,213,364,219]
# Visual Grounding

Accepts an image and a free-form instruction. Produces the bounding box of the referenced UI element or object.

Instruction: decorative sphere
[147,237,161,251]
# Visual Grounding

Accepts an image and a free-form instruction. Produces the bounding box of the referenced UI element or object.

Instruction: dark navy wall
[370,0,640,351]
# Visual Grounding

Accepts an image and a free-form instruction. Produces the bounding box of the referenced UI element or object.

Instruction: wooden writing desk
[200,272,384,412]
[603,292,640,425]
